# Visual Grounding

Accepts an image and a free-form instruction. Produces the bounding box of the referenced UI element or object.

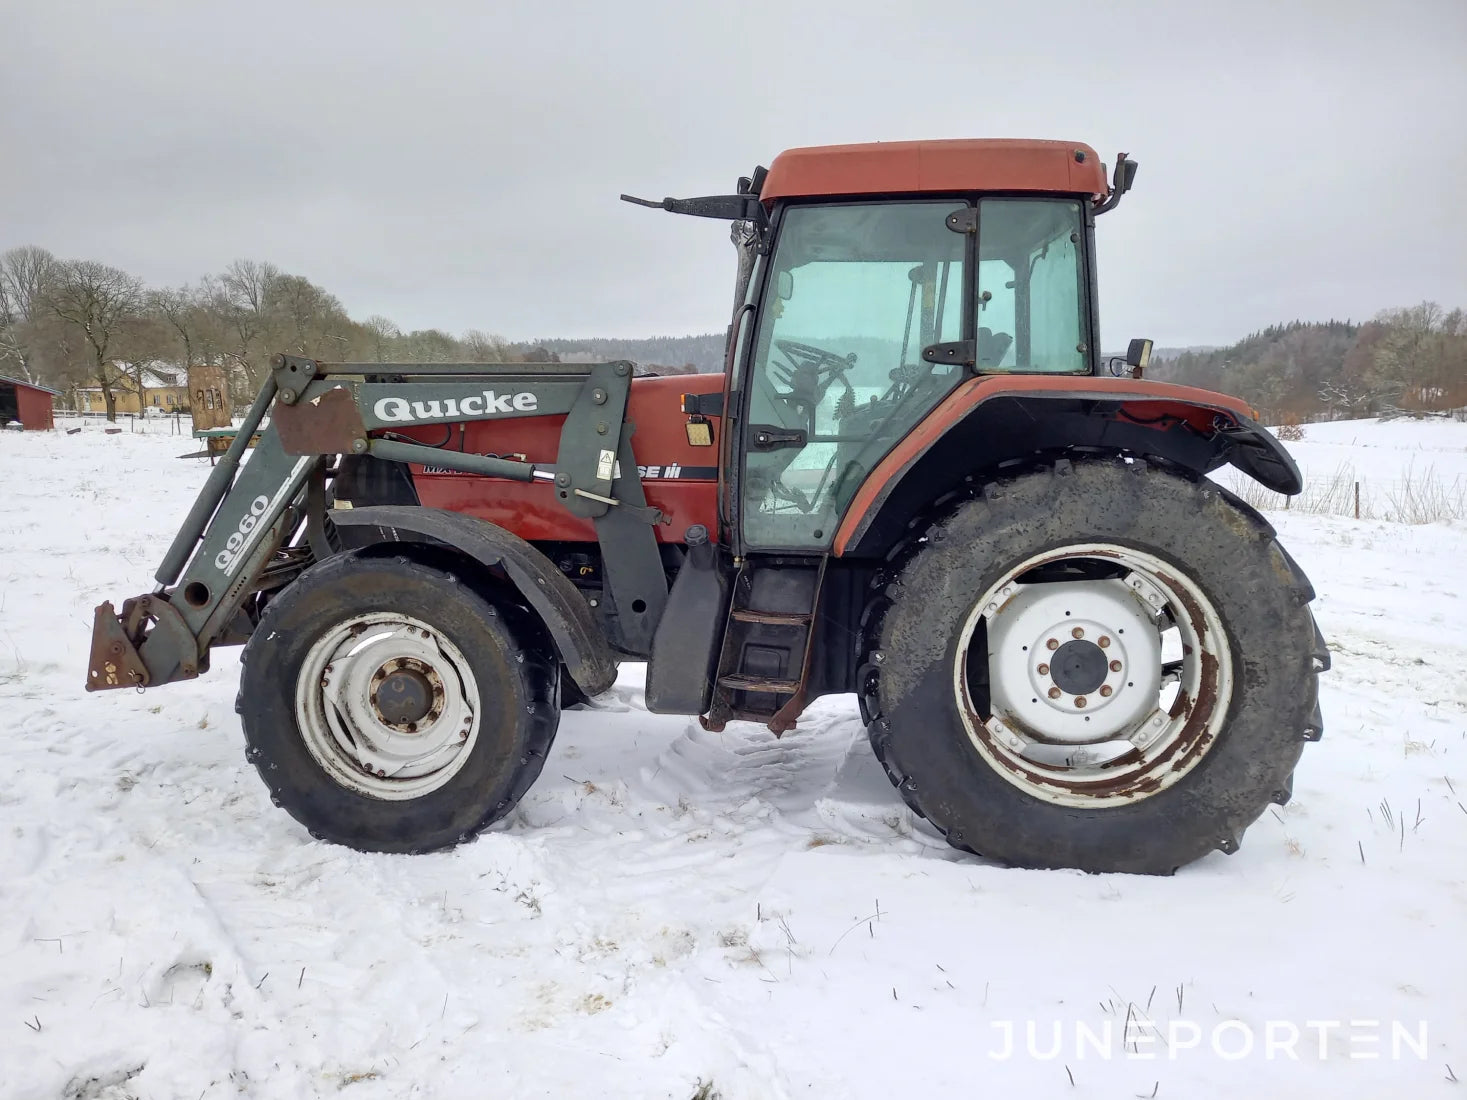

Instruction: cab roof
[760,139,1109,204]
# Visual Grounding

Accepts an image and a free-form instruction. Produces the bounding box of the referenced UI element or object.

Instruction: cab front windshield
[742,197,1087,550]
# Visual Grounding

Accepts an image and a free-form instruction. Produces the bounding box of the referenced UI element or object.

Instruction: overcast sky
[3,0,1464,347]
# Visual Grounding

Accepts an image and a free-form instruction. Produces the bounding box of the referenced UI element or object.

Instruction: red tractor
[89,139,1327,874]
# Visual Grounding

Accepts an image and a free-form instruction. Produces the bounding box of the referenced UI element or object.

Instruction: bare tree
[1369,302,1467,412]
[217,260,281,389]
[151,284,225,374]
[362,315,400,362]
[1318,379,1391,420]
[113,313,173,413]
[271,273,348,358]
[45,260,145,420]
[399,328,462,363]
[221,259,278,318]
[0,245,58,382]
[462,329,509,361]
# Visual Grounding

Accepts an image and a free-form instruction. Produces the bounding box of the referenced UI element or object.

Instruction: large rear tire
[862,458,1327,875]
[237,551,559,853]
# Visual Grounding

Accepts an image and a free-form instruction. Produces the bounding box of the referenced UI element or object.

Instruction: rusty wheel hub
[955,543,1232,808]
[370,658,443,731]
[294,614,479,801]
[1049,639,1108,696]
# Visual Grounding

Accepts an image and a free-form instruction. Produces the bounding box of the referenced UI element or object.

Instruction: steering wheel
[771,340,856,416]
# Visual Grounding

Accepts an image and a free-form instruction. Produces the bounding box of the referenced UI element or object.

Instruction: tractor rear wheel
[862,458,1326,875]
[237,551,559,853]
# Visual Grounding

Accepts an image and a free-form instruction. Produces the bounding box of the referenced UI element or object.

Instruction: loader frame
[87,354,665,696]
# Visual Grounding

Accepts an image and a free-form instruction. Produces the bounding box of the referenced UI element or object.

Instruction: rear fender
[834,376,1302,558]
[332,505,616,695]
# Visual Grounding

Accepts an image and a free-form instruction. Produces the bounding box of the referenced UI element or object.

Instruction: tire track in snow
[532,698,939,914]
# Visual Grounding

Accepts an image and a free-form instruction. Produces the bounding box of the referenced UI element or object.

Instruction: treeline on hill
[0,245,723,421]
[1149,306,1467,423]
[4,243,1462,424]
[529,335,726,374]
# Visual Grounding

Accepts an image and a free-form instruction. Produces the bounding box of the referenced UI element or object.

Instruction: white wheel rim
[953,543,1233,807]
[294,613,480,800]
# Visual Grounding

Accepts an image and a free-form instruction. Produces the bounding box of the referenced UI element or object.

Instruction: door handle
[748,425,807,451]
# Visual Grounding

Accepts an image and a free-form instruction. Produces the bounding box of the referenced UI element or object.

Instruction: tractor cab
[625,138,1136,555]
[739,192,1091,550]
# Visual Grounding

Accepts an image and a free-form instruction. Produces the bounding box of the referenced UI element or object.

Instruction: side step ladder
[703,556,826,734]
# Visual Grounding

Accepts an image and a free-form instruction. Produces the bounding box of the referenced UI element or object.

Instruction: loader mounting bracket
[86,601,150,690]
[274,385,366,455]
[86,595,200,692]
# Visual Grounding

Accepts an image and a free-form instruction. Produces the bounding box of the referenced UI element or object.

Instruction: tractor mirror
[776,270,794,301]
[1125,338,1154,370]
[1118,158,1139,194]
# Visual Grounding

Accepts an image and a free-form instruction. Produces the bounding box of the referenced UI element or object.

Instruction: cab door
[736,200,970,552]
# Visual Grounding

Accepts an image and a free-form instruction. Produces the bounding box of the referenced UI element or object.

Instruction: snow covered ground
[1,421,1464,1099]
[1221,417,1467,522]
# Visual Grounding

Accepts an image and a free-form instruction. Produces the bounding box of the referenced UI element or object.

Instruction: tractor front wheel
[237,551,559,853]
[863,458,1326,875]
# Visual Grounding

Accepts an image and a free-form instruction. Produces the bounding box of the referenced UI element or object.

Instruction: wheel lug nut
[1046,639,1059,651]
[1074,696,1088,708]
[1047,686,1062,699]
[1098,636,1110,649]
[1099,685,1113,697]
[1110,660,1122,672]
[1071,627,1084,639]
[1037,663,1050,675]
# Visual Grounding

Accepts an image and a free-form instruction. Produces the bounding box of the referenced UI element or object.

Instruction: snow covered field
[1221,417,1467,522]
[1,422,1464,1099]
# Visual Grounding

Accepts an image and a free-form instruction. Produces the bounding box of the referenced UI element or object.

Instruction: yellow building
[77,364,192,416]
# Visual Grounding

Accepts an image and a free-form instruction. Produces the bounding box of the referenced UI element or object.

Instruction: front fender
[332,505,616,695]
[834,375,1302,558]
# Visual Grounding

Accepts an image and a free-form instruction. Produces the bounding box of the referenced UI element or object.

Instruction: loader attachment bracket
[86,595,200,692]
[86,601,150,691]
[270,353,322,404]
[91,351,661,694]
[274,384,366,456]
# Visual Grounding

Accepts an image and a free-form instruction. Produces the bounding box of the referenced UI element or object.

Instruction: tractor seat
[978,327,1013,368]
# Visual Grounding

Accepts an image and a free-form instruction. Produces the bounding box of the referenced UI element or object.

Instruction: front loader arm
[87,353,662,692]
[87,397,322,691]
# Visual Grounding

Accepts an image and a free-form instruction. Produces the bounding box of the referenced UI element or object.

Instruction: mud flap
[645,532,729,714]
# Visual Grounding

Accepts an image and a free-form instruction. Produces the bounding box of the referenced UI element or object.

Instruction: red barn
[0,376,59,431]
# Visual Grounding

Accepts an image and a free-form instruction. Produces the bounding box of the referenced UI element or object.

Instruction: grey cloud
[3,0,1464,346]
